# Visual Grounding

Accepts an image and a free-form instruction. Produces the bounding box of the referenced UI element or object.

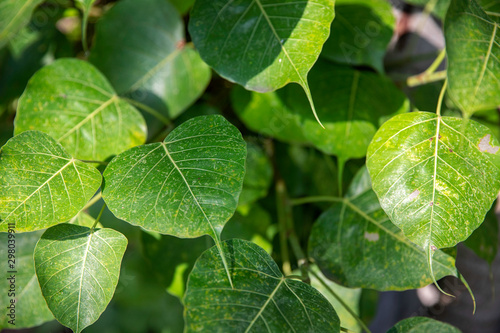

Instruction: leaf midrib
[0,0,36,40]
[244,278,285,333]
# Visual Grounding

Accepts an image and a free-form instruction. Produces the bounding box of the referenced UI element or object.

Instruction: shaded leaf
[445,0,500,115]
[15,58,147,161]
[90,0,211,119]
[0,131,102,232]
[169,0,195,14]
[386,317,461,333]
[0,0,44,49]
[309,167,458,290]
[366,112,500,251]
[0,230,54,328]
[184,239,340,332]
[34,224,127,333]
[320,0,395,72]
[404,0,450,19]
[102,115,246,238]
[239,141,273,206]
[463,201,498,265]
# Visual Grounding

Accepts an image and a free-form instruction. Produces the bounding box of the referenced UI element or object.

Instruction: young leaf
[102,115,246,238]
[184,239,340,332]
[320,0,395,73]
[14,58,147,162]
[445,0,500,115]
[309,167,459,290]
[34,224,127,333]
[0,0,44,49]
[366,112,500,252]
[89,0,211,119]
[387,316,461,333]
[188,0,335,123]
[0,131,102,232]
[0,230,54,328]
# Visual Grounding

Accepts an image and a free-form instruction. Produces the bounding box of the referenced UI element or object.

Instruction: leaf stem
[425,49,446,75]
[290,196,345,206]
[82,192,102,212]
[337,158,345,197]
[436,78,448,116]
[213,233,234,289]
[276,179,292,276]
[91,203,106,230]
[121,97,171,126]
[309,268,372,333]
[81,12,89,55]
[79,159,108,165]
[406,70,447,87]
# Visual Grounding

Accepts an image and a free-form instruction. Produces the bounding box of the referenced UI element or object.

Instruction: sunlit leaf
[184,239,340,332]
[309,167,458,290]
[0,230,54,328]
[34,224,127,333]
[445,0,500,115]
[0,0,44,49]
[0,131,102,232]
[15,58,147,161]
[366,112,500,252]
[387,317,461,333]
[90,0,211,119]
[102,115,246,238]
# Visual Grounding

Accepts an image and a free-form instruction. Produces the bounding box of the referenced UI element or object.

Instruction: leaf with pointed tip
[34,224,127,333]
[0,0,44,49]
[367,112,500,252]
[309,167,458,290]
[0,230,54,328]
[387,317,461,333]
[320,0,395,73]
[102,115,246,238]
[445,0,500,115]
[89,0,211,119]
[184,239,340,332]
[189,0,335,121]
[0,131,102,232]
[14,58,147,161]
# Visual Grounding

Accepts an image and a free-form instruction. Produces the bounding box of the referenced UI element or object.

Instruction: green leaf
[239,141,273,206]
[89,0,211,119]
[478,0,500,22]
[75,0,97,52]
[0,230,54,329]
[34,224,127,333]
[184,239,340,332]
[189,0,335,123]
[0,0,44,49]
[386,317,461,333]
[14,58,147,161]
[102,115,247,238]
[320,0,395,73]
[309,167,458,290]
[0,131,102,232]
[445,0,500,115]
[464,201,498,265]
[404,0,451,19]
[366,112,500,252]
[169,0,195,14]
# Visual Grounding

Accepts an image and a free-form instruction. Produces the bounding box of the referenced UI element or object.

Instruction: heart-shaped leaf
[189,0,335,123]
[0,230,54,328]
[320,0,395,73]
[102,115,246,238]
[184,239,340,332]
[367,112,500,252]
[445,0,500,115]
[0,0,44,49]
[15,58,147,161]
[0,131,102,232]
[309,167,458,290]
[34,224,127,333]
[387,317,461,333]
[89,0,211,119]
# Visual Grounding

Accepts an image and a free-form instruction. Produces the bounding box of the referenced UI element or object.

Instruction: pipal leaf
[0,131,102,232]
[239,142,273,206]
[184,239,340,332]
[386,317,461,333]
[102,115,246,238]
[89,0,211,119]
[189,0,335,122]
[366,112,500,252]
[309,167,458,290]
[14,58,147,161]
[320,0,395,73]
[0,0,44,49]
[0,230,54,329]
[445,0,500,115]
[34,224,127,333]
